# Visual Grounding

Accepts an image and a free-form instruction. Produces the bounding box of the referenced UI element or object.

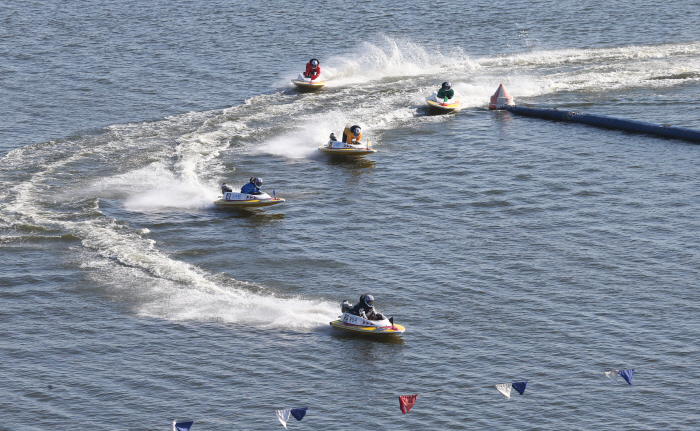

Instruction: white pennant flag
[495,383,512,399]
[604,370,619,382]
[276,410,291,429]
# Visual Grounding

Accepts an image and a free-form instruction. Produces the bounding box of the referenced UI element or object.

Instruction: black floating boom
[505,105,700,144]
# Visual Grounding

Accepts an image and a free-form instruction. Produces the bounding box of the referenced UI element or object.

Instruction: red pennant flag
[399,394,417,414]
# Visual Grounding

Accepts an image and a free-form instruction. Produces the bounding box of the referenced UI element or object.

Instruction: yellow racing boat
[318,139,376,156]
[291,79,326,89]
[425,93,461,112]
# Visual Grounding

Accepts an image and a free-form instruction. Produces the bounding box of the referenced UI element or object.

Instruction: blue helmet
[364,294,374,307]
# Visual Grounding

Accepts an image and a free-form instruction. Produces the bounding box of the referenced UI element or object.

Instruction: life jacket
[342,125,361,143]
[305,62,321,79]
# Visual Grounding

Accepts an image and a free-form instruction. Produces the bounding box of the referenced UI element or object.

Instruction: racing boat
[329,301,405,336]
[318,139,376,156]
[291,78,326,89]
[425,93,460,112]
[214,191,285,208]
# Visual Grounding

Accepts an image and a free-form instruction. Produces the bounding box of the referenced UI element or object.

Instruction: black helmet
[253,177,263,187]
[350,125,361,137]
[310,58,319,67]
[442,81,452,90]
[364,294,374,307]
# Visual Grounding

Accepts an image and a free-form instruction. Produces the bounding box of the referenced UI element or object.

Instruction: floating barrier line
[505,106,700,143]
[488,83,700,144]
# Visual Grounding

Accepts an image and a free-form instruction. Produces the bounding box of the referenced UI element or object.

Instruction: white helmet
[350,125,361,137]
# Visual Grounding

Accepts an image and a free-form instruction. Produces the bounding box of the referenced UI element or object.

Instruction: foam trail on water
[0,114,338,330]
[278,35,475,88]
[252,109,358,158]
[88,262,338,328]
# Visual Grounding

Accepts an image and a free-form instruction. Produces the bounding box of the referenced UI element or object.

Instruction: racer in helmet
[221,182,233,194]
[240,177,263,195]
[349,294,385,320]
[303,58,321,81]
[342,125,362,144]
[437,81,455,103]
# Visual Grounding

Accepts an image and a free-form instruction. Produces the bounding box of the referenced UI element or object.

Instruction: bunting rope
[109,358,697,429]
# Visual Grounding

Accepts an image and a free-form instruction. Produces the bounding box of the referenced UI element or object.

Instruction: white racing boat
[318,140,376,156]
[214,191,285,208]
[425,92,461,112]
[329,301,405,336]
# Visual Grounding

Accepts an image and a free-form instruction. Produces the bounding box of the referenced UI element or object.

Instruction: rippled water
[2,1,700,430]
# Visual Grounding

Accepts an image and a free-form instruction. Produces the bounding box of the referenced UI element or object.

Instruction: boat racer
[342,125,362,144]
[304,58,321,80]
[437,82,455,103]
[349,294,385,320]
[241,177,263,195]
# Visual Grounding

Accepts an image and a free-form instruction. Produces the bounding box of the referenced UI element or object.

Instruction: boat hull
[330,313,405,336]
[319,140,376,156]
[214,192,285,207]
[425,95,460,112]
[214,198,284,207]
[291,79,326,89]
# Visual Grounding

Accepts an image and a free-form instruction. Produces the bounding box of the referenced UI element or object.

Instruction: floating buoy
[489,84,514,110]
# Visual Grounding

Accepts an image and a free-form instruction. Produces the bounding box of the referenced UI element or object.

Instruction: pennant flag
[399,394,417,414]
[290,407,308,422]
[495,383,511,399]
[276,410,291,429]
[171,420,193,431]
[512,381,528,395]
[618,369,634,386]
[604,370,619,381]
[273,189,276,198]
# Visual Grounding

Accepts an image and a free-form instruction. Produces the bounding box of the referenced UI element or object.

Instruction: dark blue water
[2,1,700,429]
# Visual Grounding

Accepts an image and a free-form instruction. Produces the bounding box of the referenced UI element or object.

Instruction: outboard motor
[340,300,352,313]
[329,133,337,142]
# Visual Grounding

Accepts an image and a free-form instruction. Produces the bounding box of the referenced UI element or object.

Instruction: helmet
[310,59,319,67]
[442,81,452,90]
[253,177,263,187]
[350,125,361,137]
[364,294,374,307]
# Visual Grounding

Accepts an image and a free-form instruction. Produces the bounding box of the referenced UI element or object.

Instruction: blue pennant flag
[290,407,308,421]
[171,420,193,431]
[512,381,528,395]
[273,189,276,198]
[618,369,634,385]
